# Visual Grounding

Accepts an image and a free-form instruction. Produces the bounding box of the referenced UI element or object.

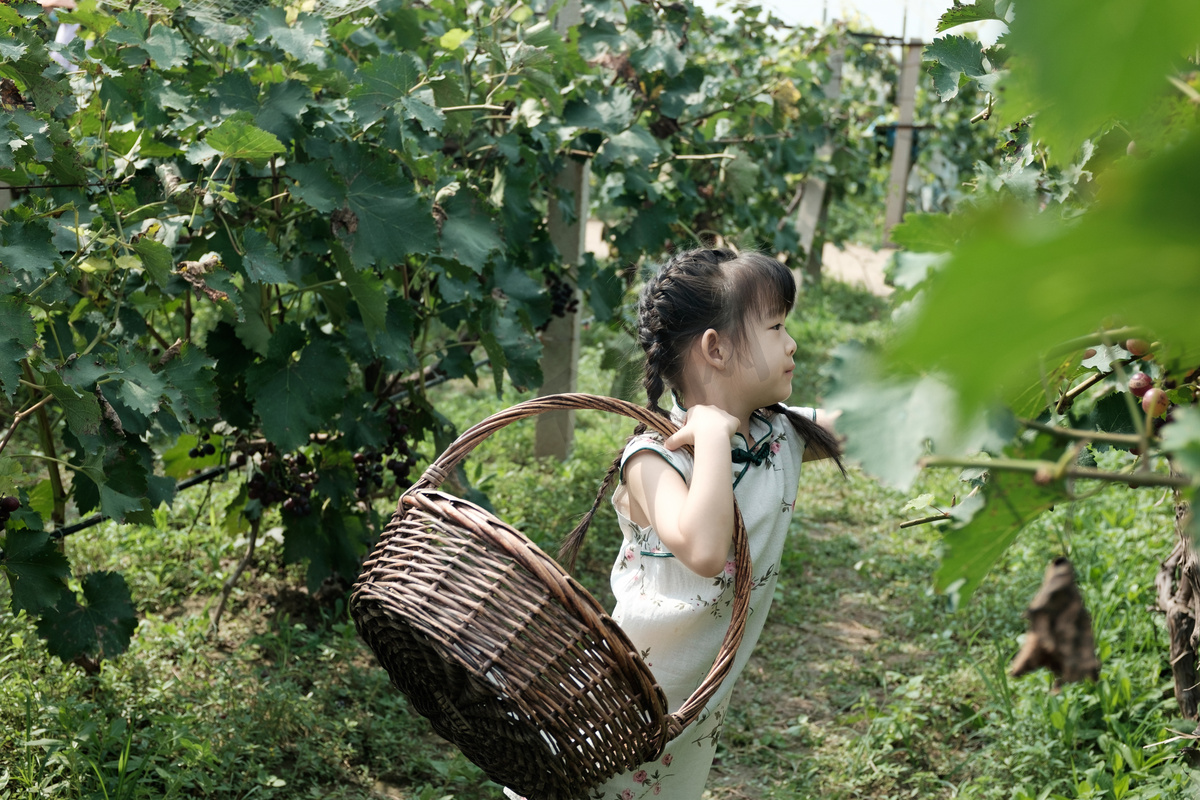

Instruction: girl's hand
[664,404,739,451]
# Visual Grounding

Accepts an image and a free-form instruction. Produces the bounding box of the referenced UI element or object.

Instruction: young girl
[510,248,843,800]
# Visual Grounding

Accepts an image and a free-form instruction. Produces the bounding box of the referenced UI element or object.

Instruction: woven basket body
[351,394,750,800]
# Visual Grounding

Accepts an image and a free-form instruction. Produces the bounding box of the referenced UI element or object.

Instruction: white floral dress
[503,400,811,800]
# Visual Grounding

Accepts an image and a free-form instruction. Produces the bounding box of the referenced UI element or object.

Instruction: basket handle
[408,392,752,742]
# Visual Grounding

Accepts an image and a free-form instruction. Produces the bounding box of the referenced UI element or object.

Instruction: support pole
[884,41,922,243]
[535,0,587,460]
[795,46,842,287]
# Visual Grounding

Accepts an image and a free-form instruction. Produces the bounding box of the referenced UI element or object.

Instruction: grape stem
[210,516,260,635]
[1055,365,1124,414]
[919,455,1192,488]
[1018,417,1144,447]
[0,393,55,457]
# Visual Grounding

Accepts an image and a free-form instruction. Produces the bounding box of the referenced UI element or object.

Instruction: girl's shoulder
[619,431,693,484]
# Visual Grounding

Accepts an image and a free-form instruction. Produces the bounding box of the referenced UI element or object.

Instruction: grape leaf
[247,332,350,452]
[40,370,101,438]
[1004,0,1200,160]
[1079,343,1130,374]
[936,0,1009,32]
[36,571,138,662]
[131,238,173,285]
[241,229,289,284]
[0,295,36,401]
[631,29,686,78]
[2,529,71,615]
[935,471,1071,606]
[563,87,636,135]
[440,192,503,272]
[925,35,991,102]
[332,143,437,267]
[1162,407,1200,480]
[114,362,166,417]
[253,8,328,67]
[0,219,61,284]
[336,246,388,344]
[283,506,367,592]
[143,25,188,68]
[893,133,1200,413]
[493,311,541,391]
[349,52,422,127]
[206,117,285,165]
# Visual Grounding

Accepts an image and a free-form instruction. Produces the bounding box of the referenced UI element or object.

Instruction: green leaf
[888,211,978,253]
[40,371,101,438]
[2,529,70,615]
[349,52,422,127]
[494,311,541,391]
[439,27,471,50]
[631,29,686,78]
[892,133,1200,413]
[429,75,471,138]
[336,247,388,344]
[248,332,350,452]
[824,343,960,489]
[114,362,166,418]
[332,143,437,267]
[1080,343,1130,374]
[241,229,289,284]
[563,87,636,135]
[935,471,1070,605]
[143,25,188,68]
[287,161,342,213]
[936,0,1008,32]
[1004,0,1200,160]
[925,35,991,102]
[0,295,36,401]
[400,96,445,133]
[36,571,138,663]
[596,126,661,168]
[440,192,503,272]
[372,298,418,371]
[206,117,285,165]
[131,238,173,285]
[0,219,61,284]
[253,8,328,67]
[1162,407,1200,480]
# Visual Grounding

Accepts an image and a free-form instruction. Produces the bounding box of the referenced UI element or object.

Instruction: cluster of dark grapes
[353,407,419,500]
[0,495,19,526]
[247,452,317,516]
[385,406,419,490]
[188,433,217,459]
[538,273,578,331]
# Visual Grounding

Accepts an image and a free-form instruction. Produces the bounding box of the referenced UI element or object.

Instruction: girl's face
[731,312,797,408]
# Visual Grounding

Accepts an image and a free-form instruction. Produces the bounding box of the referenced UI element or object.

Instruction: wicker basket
[350,393,751,800]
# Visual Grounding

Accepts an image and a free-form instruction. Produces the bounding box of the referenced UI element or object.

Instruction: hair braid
[560,263,679,571]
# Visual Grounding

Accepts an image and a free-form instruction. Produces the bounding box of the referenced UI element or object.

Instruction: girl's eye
[771,323,783,330]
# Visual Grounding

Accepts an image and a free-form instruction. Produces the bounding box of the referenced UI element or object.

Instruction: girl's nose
[785,333,797,356]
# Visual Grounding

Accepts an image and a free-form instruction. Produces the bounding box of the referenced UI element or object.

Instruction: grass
[1,278,1197,800]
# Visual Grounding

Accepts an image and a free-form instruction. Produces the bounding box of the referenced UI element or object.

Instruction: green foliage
[0,0,963,667]
[830,0,1200,610]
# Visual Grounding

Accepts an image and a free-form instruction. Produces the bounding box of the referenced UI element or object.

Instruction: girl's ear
[698,328,728,369]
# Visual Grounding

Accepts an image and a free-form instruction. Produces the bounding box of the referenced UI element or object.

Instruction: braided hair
[559,248,845,570]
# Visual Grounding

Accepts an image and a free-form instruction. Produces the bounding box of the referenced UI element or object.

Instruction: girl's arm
[624,405,738,578]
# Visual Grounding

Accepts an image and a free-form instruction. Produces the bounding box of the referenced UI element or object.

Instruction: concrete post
[884,42,922,242]
[795,47,842,287]
[535,0,588,460]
